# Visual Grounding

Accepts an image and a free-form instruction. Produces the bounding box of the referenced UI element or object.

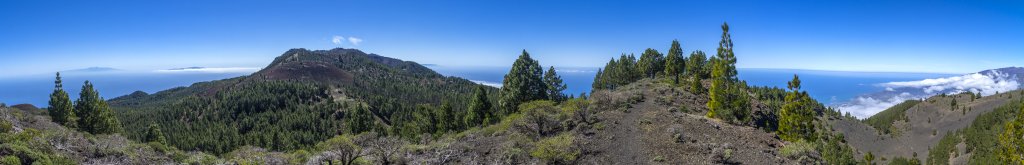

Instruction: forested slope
[109,48,496,154]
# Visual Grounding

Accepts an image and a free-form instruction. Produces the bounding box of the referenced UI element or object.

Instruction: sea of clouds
[836,70,1020,119]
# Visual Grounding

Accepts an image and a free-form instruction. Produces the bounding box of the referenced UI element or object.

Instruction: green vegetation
[544,66,568,102]
[637,48,665,79]
[706,22,750,124]
[664,40,685,84]
[530,133,580,164]
[925,98,1024,164]
[498,50,549,115]
[778,75,816,142]
[863,100,920,135]
[888,156,921,165]
[145,124,168,145]
[592,54,641,90]
[464,86,494,127]
[110,48,498,154]
[74,81,121,134]
[687,50,710,79]
[998,102,1024,164]
[48,72,75,128]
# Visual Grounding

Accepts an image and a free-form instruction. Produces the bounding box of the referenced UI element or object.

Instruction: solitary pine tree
[778,75,817,142]
[145,123,168,145]
[637,48,664,79]
[464,86,493,127]
[74,81,121,134]
[707,22,748,123]
[664,40,685,84]
[498,50,547,115]
[48,72,75,128]
[998,104,1024,164]
[544,66,568,102]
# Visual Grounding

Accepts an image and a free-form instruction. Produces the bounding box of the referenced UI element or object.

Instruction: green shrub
[781,140,816,159]
[888,156,921,165]
[0,156,19,165]
[0,120,11,133]
[530,133,579,164]
[653,155,665,162]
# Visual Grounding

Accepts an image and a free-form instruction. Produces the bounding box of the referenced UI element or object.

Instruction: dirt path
[589,98,655,164]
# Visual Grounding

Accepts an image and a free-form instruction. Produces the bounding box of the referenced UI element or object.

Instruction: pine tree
[464,86,492,127]
[592,68,604,91]
[664,40,685,84]
[346,105,374,134]
[436,102,456,133]
[687,50,709,79]
[998,104,1024,164]
[778,75,817,142]
[689,76,705,94]
[715,22,738,81]
[48,72,75,128]
[707,22,748,124]
[145,123,168,145]
[637,48,664,79]
[498,50,548,115]
[74,81,121,134]
[543,66,568,102]
[412,105,438,136]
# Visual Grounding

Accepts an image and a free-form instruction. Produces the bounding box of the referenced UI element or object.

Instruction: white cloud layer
[155,67,260,73]
[837,70,1020,119]
[471,80,501,87]
[880,71,1019,96]
[837,92,920,119]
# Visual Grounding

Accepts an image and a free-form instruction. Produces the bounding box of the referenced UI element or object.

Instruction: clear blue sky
[2,0,1022,76]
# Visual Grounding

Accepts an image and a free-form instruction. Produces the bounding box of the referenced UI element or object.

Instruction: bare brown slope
[581,79,792,164]
[831,91,1019,164]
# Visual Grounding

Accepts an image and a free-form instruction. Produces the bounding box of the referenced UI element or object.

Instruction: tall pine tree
[464,86,493,127]
[74,81,121,134]
[778,75,817,142]
[48,72,75,128]
[664,40,686,84]
[715,22,738,81]
[498,50,547,115]
[707,22,749,124]
[544,66,568,102]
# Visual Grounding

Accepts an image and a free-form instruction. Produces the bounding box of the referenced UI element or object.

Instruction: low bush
[530,133,579,164]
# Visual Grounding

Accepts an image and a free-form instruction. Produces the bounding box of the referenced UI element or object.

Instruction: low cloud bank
[471,80,502,87]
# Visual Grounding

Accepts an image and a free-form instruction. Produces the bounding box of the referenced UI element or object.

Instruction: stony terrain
[579,79,794,164]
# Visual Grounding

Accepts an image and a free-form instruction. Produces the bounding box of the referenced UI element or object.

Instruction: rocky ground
[578,79,794,164]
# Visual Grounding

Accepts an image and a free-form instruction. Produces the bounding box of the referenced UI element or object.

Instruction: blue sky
[1,0,1022,77]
